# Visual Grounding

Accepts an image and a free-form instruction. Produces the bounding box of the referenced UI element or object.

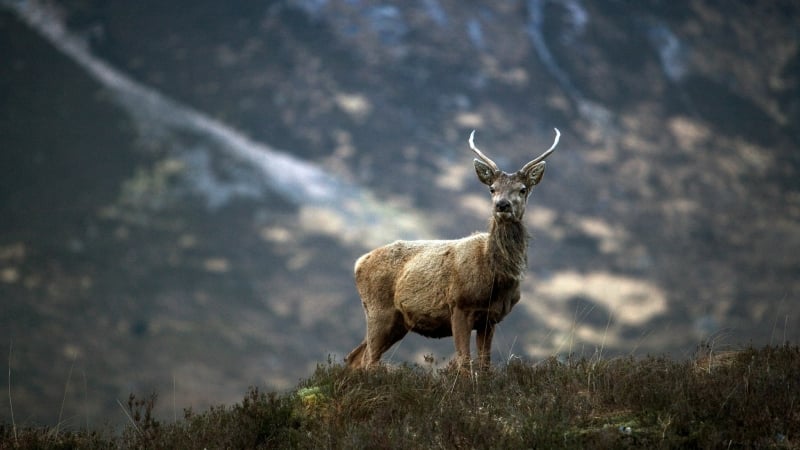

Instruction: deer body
[346,129,560,369]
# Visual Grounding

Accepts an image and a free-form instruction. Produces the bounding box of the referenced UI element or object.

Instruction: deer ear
[523,161,546,186]
[474,159,496,186]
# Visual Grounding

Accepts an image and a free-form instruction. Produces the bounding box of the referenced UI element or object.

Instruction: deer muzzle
[495,199,512,213]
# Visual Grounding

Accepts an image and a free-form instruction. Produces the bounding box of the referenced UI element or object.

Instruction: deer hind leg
[365,309,408,367]
[345,340,368,368]
[346,302,372,368]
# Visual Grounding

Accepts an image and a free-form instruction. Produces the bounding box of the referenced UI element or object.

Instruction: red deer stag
[346,128,561,369]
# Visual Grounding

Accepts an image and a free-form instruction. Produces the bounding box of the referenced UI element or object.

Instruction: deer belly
[401,307,453,338]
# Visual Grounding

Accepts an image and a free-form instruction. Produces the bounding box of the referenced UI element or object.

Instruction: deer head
[469,128,561,222]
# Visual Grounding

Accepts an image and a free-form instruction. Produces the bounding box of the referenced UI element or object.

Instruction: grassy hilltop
[3,345,798,449]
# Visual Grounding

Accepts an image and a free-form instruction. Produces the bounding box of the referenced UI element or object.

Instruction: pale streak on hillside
[2,0,433,247]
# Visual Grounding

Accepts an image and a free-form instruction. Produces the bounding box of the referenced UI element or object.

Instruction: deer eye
[520,187,527,195]
[489,186,496,194]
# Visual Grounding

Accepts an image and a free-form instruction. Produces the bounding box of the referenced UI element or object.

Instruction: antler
[520,128,560,173]
[469,130,499,173]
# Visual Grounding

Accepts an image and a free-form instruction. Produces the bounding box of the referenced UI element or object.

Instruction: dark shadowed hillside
[1,0,798,427]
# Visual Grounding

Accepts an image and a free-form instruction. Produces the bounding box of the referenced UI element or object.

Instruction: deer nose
[495,199,512,212]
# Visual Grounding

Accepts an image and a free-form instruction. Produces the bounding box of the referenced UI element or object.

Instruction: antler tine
[469,130,499,172]
[521,128,560,172]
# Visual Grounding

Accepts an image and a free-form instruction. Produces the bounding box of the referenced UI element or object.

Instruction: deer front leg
[476,322,495,370]
[451,307,473,368]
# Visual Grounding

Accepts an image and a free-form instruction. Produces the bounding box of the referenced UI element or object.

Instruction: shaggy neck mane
[487,217,529,282]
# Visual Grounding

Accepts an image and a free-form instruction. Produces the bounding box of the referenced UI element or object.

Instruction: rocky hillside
[1,0,798,426]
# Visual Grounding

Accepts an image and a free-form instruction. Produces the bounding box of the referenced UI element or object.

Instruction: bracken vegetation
[2,345,798,449]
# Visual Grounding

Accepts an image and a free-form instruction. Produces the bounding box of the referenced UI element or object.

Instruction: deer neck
[487,217,528,282]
